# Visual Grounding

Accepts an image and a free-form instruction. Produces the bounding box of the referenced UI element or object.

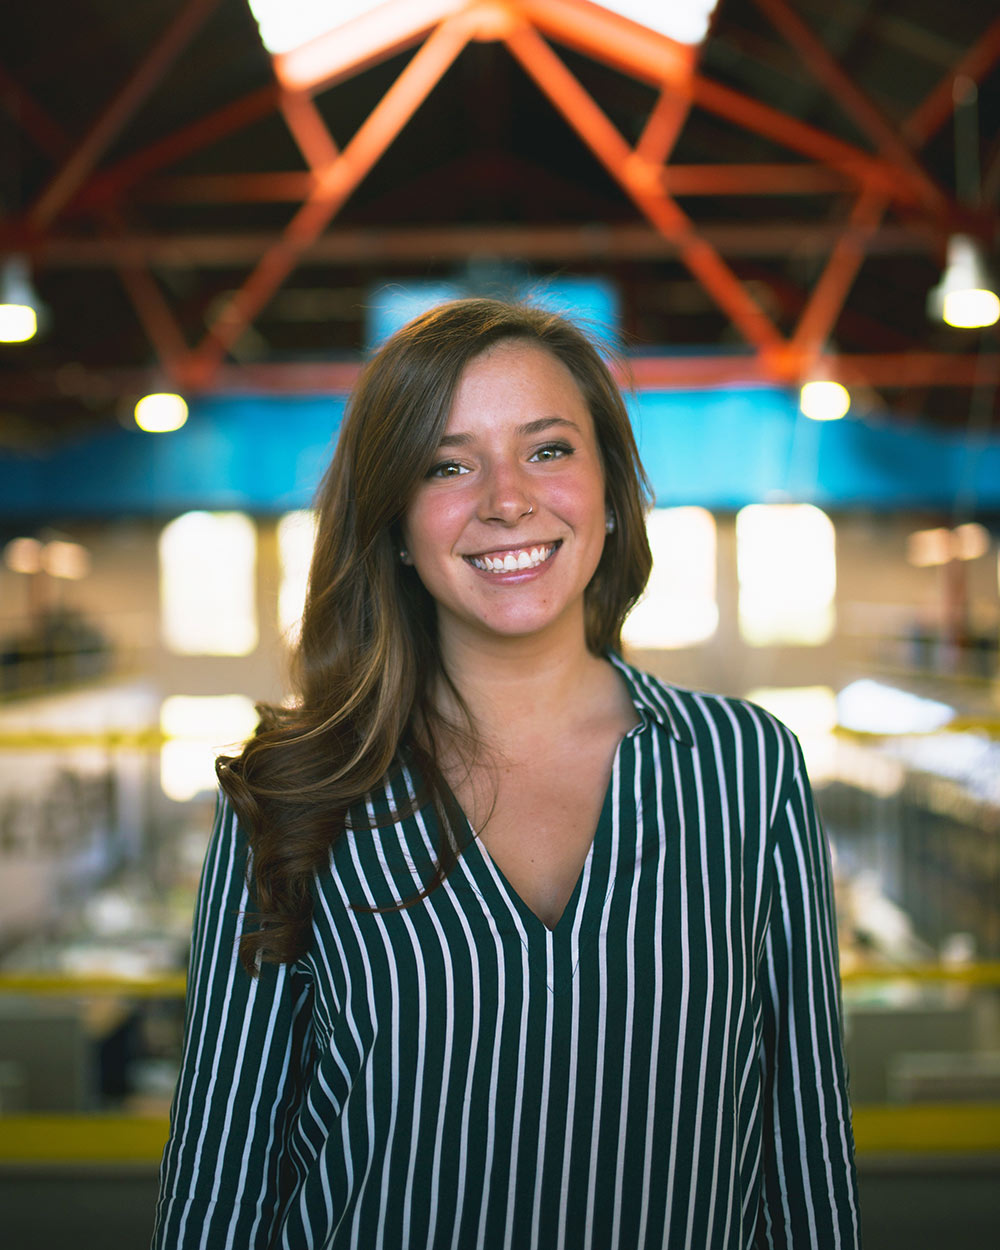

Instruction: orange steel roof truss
[4,0,998,400]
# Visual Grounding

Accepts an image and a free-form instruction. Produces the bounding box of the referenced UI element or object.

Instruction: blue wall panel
[1,387,998,520]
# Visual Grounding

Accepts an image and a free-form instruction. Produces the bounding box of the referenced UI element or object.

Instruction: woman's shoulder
[612,654,802,767]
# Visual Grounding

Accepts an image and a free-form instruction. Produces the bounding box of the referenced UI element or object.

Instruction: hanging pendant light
[0,255,41,343]
[927,234,1000,329]
[799,351,851,421]
[135,391,189,433]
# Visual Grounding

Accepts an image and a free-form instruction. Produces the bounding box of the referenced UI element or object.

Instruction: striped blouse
[153,657,860,1249]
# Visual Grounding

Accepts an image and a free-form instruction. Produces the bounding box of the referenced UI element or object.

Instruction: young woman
[153,299,860,1249]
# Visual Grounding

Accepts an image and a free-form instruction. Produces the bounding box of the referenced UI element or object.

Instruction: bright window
[277,509,317,642]
[736,504,835,647]
[160,695,259,802]
[623,507,717,649]
[159,512,258,655]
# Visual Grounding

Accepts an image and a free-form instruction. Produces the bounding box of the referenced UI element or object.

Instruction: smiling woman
[153,299,860,1249]
[400,340,609,650]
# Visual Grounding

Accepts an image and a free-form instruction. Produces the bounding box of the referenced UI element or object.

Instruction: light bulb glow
[4,537,43,573]
[135,392,188,433]
[799,379,850,421]
[41,540,91,580]
[942,287,1000,329]
[0,303,37,343]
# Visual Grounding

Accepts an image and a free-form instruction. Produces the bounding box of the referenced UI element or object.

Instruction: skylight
[246,1,719,55]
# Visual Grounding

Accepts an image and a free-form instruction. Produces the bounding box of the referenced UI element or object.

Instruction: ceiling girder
[11,221,945,267]
[27,0,221,230]
[3,352,991,405]
[751,0,944,211]
[0,0,996,418]
[184,14,473,387]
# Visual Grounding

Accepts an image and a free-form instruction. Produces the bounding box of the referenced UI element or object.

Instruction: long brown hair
[219,298,652,971]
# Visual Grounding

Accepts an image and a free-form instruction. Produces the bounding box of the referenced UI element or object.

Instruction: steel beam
[69,86,280,216]
[0,60,68,161]
[751,0,945,212]
[0,67,191,382]
[5,353,995,404]
[635,88,691,168]
[279,89,340,171]
[139,172,317,202]
[504,21,784,354]
[273,0,462,92]
[692,74,916,203]
[522,0,694,89]
[137,162,851,204]
[903,15,1000,147]
[19,222,942,268]
[185,15,472,385]
[792,188,888,358]
[28,0,220,230]
[113,250,191,375]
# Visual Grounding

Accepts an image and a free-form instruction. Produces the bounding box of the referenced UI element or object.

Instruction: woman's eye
[427,460,467,478]
[531,442,574,462]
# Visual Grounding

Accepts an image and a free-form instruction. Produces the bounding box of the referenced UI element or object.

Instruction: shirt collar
[608,652,695,748]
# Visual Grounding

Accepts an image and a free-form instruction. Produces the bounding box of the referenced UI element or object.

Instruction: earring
[399,548,410,563]
[605,510,616,534]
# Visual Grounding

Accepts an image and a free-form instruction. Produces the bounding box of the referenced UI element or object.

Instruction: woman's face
[401,339,608,655]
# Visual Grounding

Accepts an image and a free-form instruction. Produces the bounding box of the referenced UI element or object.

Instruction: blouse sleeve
[152,794,314,1249]
[756,732,862,1249]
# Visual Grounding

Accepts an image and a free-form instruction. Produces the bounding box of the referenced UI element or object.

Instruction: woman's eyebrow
[437,416,581,447]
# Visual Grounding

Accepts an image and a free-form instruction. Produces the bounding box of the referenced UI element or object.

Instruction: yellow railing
[1,962,998,999]
[1,965,998,1163]
[1,1106,998,1164]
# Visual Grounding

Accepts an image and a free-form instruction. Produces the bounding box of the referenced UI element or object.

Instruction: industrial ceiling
[0,0,998,447]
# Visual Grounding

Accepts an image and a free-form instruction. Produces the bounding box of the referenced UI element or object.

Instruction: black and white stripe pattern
[153,658,860,1249]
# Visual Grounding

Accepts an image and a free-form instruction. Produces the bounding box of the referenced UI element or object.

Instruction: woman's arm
[756,733,862,1249]
[152,795,314,1249]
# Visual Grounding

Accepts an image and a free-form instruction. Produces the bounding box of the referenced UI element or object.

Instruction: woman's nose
[479,461,534,524]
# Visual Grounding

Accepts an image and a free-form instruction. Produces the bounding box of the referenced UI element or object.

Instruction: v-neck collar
[397,657,694,987]
[448,736,624,994]
[455,731,622,937]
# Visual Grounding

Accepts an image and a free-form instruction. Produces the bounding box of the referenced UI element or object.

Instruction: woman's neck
[435,623,620,755]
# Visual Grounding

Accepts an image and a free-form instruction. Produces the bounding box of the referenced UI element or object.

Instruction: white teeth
[469,544,555,573]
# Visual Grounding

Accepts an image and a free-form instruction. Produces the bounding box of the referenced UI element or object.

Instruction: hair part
[219,298,653,971]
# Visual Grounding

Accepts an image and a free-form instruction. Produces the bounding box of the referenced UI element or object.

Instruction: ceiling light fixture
[799,377,850,422]
[0,255,40,344]
[927,234,1000,329]
[135,392,189,433]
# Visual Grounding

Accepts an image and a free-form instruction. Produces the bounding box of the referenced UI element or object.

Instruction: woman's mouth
[465,541,560,573]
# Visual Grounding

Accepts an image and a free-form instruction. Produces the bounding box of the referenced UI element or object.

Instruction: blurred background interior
[1,1,999,1246]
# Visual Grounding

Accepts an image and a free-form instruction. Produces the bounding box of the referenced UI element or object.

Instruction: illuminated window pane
[623,507,718,649]
[160,512,258,655]
[160,695,258,802]
[737,504,835,647]
[277,509,317,642]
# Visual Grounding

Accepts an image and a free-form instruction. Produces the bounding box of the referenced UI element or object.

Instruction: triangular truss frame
[1,0,998,404]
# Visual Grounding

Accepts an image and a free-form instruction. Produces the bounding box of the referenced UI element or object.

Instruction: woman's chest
[470,744,616,928]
